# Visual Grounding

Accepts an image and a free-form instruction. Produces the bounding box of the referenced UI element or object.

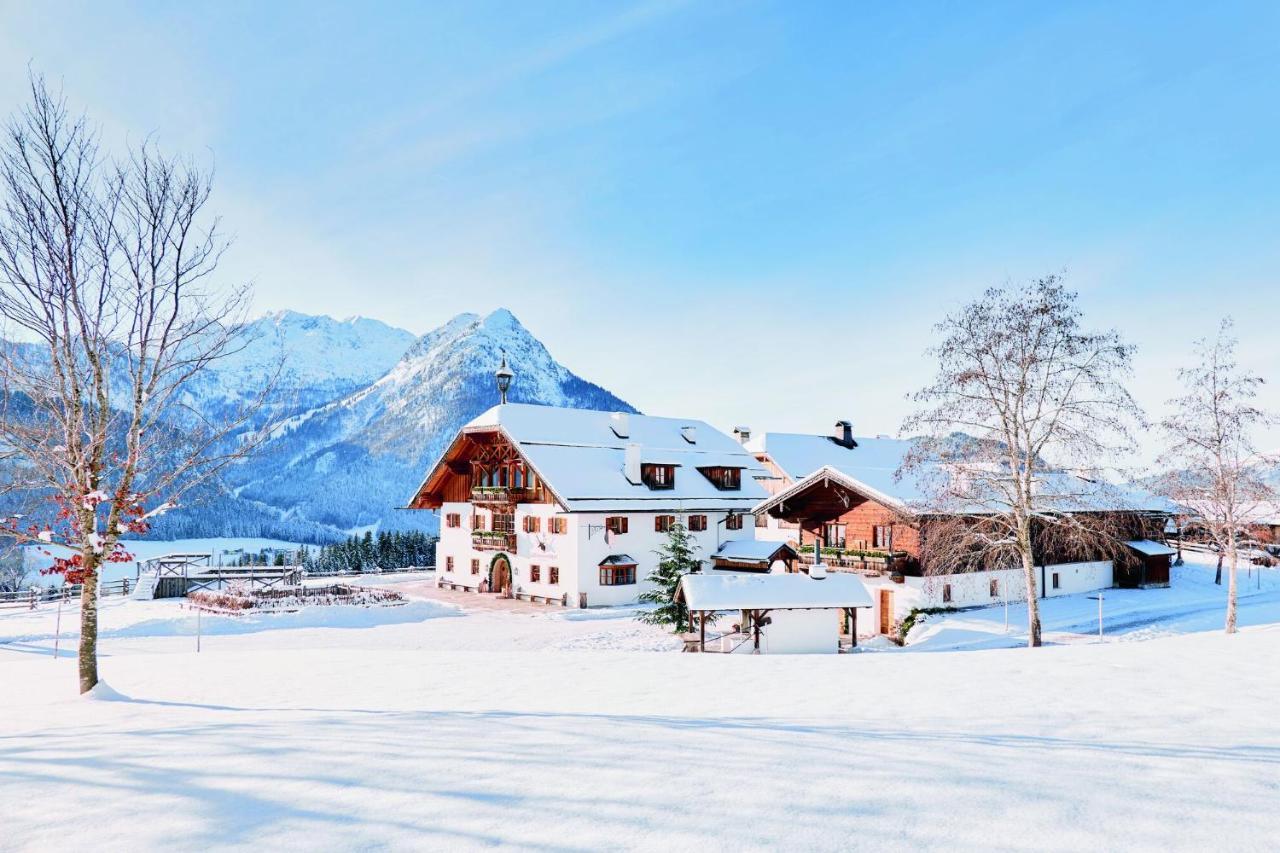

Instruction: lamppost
[495,352,514,404]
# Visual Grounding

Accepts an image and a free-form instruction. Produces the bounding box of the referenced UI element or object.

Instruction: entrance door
[879,588,894,635]
[490,556,512,596]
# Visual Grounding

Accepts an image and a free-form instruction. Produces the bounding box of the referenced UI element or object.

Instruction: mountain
[145,309,636,541]
[183,310,418,427]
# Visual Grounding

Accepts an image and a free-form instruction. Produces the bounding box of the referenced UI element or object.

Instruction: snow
[679,571,874,611]
[1124,539,1178,556]
[712,539,794,562]
[903,551,1280,650]
[436,402,770,511]
[23,537,306,587]
[2,557,1278,850]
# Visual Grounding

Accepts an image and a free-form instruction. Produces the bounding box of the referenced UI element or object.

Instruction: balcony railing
[472,531,517,552]
[470,486,528,504]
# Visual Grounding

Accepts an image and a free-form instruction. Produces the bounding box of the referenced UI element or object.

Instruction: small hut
[675,567,873,654]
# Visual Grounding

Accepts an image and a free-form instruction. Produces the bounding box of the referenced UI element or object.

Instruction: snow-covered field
[2,557,1278,851]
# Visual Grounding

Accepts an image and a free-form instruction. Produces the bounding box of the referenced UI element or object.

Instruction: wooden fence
[0,578,134,612]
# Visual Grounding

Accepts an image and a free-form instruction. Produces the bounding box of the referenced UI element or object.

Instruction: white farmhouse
[407,399,774,607]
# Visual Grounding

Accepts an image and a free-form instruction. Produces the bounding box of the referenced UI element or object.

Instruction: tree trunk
[1225,547,1238,635]
[1020,545,1042,648]
[1215,553,1223,585]
[78,557,100,694]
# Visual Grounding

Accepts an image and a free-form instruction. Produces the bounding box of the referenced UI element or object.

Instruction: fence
[0,578,134,612]
[301,564,434,579]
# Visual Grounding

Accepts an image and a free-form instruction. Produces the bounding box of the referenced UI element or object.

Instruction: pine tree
[638,522,701,632]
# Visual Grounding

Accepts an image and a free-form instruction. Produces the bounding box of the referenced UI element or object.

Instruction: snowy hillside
[163,309,635,540]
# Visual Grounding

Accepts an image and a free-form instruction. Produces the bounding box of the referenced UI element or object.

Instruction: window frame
[530,564,541,583]
[725,513,743,531]
[445,556,454,572]
[549,566,559,585]
[606,516,629,535]
[599,564,637,586]
[688,514,707,532]
[470,558,480,575]
[641,464,676,490]
[655,514,675,533]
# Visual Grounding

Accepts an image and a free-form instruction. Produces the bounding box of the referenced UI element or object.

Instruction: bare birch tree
[1157,319,1276,634]
[0,75,267,693]
[901,276,1145,647]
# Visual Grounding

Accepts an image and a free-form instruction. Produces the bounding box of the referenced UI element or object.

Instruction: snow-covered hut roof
[1124,539,1177,557]
[416,403,771,513]
[676,571,873,611]
[711,539,797,564]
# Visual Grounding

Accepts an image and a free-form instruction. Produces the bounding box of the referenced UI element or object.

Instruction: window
[822,523,846,549]
[942,583,952,604]
[493,512,514,533]
[445,513,461,528]
[725,513,743,531]
[445,556,454,572]
[471,559,480,575]
[606,516,629,535]
[755,513,767,528]
[688,515,707,532]
[699,467,741,490]
[522,516,542,533]
[549,566,559,585]
[655,515,675,532]
[530,564,541,583]
[872,525,892,549]
[471,513,483,531]
[1052,572,1060,590]
[641,464,675,490]
[990,579,1000,598]
[599,564,636,585]
[549,517,566,534]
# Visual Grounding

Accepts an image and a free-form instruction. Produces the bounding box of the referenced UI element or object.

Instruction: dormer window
[699,466,741,491]
[641,463,675,490]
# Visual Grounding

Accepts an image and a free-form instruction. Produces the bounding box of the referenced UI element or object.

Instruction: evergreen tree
[638,522,701,633]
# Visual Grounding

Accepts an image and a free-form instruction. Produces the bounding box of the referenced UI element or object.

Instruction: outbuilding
[675,567,873,654]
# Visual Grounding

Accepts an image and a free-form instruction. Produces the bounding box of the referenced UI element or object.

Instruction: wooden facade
[409,427,560,511]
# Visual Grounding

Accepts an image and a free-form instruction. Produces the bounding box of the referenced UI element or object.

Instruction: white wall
[436,503,760,608]
[756,609,841,654]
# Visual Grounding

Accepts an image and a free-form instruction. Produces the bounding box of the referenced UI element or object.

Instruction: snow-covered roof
[711,539,797,563]
[599,554,637,566]
[676,571,873,611]
[749,433,930,505]
[446,403,771,512]
[1124,539,1177,557]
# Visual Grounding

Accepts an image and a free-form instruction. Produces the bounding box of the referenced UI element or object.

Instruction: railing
[302,564,435,578]
[470,486,528,504]
[472,531,517,552]
[0,578,134,611]
[798,549,913,574]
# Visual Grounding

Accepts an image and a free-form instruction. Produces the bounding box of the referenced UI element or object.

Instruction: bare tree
[901,276,1145,647]
[0,75,267,693]
[1157,319,1276,634]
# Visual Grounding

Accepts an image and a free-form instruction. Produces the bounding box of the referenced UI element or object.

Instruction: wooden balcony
[470,486,528,505]
[472,531,517,552]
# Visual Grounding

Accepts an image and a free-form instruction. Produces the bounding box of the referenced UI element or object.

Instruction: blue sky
[1,1,1278,453]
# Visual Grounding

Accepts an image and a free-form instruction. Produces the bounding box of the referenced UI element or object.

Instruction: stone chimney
[610,411,630,439]
[624,442,642,484]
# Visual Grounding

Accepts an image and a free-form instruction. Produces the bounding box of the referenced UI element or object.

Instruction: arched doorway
[489,554,512,597]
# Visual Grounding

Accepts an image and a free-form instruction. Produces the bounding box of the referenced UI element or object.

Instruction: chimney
[624,442,642,484]
[733,426,751,444]
[809,562,827,580]
[833,420,856,449]
[680,425,697,444]
[610,411,629,439]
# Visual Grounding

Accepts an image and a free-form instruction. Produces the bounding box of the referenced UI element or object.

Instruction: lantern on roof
[495,351,514,405]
